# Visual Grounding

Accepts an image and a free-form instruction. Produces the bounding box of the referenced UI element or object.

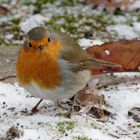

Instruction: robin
[16,27,119,113]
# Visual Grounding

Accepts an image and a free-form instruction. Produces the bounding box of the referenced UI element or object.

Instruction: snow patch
[133,22,140,34]
[128,0,140,11]
[107,25,138,40]
[78,38,104,49]
[20,14,48,33]
[0,72,140,139]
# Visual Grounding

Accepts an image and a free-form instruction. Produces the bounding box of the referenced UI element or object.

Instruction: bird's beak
[38,45,45,52]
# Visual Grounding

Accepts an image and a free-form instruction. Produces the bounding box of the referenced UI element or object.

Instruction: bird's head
[24,27,51,52]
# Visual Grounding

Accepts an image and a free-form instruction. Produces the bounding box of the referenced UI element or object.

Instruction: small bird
[16,27,119,112]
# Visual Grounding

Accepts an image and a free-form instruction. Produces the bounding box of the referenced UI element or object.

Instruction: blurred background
[0,0,140,81]
[0,0,140,45]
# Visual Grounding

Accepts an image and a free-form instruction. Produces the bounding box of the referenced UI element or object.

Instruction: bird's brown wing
[47,29,120,71]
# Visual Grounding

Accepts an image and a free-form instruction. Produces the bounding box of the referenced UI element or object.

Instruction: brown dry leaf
[6,126,23,140]
[87,106,112,118]
[86,0,135,10]
[0,0,19,15]
[86,40,140,75]
[0,6,9,15]
[75,86,105,106]
[128,107,140,122]
[74,86,110,118]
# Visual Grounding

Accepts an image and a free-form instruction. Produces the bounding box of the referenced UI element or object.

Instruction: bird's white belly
[24,70,91,101]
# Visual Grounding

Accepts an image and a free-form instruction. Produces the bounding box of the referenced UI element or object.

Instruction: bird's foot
[57,99,73,110]
[56,99,78,118]
[56,109,75,118]
[31,107,39,113]
[31,99,43,113]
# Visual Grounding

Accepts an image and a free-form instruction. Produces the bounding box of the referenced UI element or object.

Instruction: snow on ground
[107,24,139,40]
[0,82,115,140]
[1,1,140,139]
[20,14,47,33]
[2,15,140,140]
[128,0,140,11]
[78,39,104,49]
[0,72,140,140]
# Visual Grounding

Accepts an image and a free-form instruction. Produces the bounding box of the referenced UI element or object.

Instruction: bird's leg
[57,99,73,110]
[61,96,77,118]
[69,95,76,117]
[56,96,76,118]
[98,96,105,118]
[31,99,43,113]
[69,95,75,102]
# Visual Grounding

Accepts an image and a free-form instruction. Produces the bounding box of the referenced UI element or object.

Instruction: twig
[0,75,16,81]
[93,74,140,90]
[108,133,120,139]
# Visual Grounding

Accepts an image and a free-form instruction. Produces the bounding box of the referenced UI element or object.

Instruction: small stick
[0,75,16,81]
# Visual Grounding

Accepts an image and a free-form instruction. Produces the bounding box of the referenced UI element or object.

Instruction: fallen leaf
[75,86,105,106]
[87,106,112,118]
[6,126,23,140]
[74,86,110,118]
[0,5,9,15]
[0,0,19,15]
[128,107,140,122]
[86,40,140,74]
[86,0,135,10]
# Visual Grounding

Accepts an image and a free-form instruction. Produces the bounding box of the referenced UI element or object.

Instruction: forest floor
[0,0,140,139]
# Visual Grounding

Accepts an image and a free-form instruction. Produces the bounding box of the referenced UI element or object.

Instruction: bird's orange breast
[16,40,62,89]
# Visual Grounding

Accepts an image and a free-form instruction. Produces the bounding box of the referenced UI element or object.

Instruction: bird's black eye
[48,37,50,42]
[29,43,32,47]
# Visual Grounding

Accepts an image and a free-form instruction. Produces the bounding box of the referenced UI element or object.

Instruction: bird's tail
[93,58,121,67]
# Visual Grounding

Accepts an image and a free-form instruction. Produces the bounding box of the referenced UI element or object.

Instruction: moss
[137,14,140,22]
[11,18,21,25]
[9,18,22,40]
[47,11,115,39]
[10,18,21,32]
[135,124,140,128]
[23,0,55,13]
[37,122,53,129]
[61,0,83,6]
[57,121,75,133]
[0,37,9,46]
[1,0,140,47]
[73,136,91,140]
[38,122,46,126]
[97,85,109,90]
[90,123,97,129]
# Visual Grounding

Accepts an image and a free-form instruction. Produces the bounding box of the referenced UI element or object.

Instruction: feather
[46,28,120,70]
